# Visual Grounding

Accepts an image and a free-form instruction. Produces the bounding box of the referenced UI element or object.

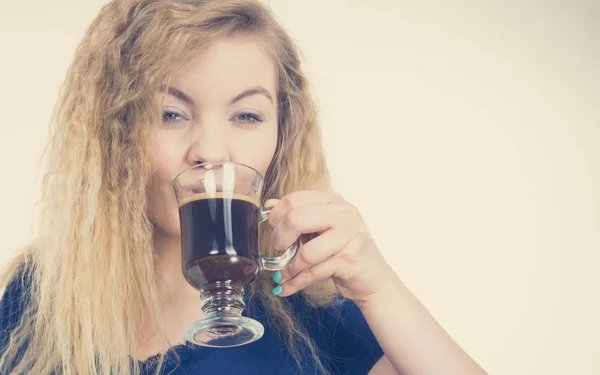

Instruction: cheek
[146,133,186,236]
[150,132,185,179]
[233,126,278,176]
[147,178,182,236]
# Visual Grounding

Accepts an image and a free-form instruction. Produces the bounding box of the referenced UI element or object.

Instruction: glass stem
[200,281,246,316]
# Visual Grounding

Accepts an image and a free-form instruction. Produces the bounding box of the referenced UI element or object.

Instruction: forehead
[168,36,277,103]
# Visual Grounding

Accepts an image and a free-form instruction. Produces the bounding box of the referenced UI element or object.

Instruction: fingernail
[273,271,282,284]
[272,285,283,296]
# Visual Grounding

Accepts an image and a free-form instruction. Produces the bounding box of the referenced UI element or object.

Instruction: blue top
[1,271,384,374]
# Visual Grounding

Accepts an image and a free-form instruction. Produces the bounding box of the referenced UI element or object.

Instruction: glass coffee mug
[172,161,299,348]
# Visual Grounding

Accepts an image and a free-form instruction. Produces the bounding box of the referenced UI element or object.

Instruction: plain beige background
[1,1,599,374]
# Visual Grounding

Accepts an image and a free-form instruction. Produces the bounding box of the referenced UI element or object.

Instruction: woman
[0,0,487,374]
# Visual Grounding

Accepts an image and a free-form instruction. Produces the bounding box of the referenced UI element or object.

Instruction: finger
[270,202,343,252]
[275,258,340,297]
[266,190,343,229]
[279,228,352,281]
[264,198,279,209]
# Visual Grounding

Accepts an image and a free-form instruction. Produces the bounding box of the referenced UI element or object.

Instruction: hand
[265,190,399,304]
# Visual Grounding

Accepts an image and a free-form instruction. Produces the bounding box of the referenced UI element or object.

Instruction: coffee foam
[178,192,260,208]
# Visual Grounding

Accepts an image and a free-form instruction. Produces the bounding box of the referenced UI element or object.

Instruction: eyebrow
[160,85,274,106]
[160,85,195,105]
[230,86,274,104]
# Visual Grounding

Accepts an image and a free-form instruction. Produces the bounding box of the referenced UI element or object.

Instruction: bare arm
[369,355,399,375]
[360,275,487,375]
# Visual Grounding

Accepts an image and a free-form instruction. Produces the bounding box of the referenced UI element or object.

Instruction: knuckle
[340,251,359,267]
[284,264,297,279]
[299,267,315,284]
[298,245,312,264]
[337,204,354,219]
[346,202,361,216]
[285,208,302,229]
[300,240,313,255]
[337,201,356,216]
[355,228,371,242]
[271,231,291,252]
[350,229,371,248]
[334,193,345,202]
[281,194,296,211]
[273,239,287,252]
[345,205,365,227]
[338,232,369,266]
[327,244,336,258]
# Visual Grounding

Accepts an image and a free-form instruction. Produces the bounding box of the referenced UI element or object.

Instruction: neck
[137,228,204,357]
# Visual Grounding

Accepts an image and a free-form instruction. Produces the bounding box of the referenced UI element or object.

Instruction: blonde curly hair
[0,0,338,374]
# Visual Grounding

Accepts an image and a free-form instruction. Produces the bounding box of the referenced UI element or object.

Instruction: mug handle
[258,208,299,271]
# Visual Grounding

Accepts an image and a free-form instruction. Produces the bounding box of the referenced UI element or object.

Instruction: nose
[187,122,230,166]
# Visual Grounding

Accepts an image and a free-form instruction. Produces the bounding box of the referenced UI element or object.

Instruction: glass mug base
[185,314,265,348]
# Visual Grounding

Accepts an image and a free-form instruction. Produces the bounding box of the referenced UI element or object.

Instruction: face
[147,36,279,237]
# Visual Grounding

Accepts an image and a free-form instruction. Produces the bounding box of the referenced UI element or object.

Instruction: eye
[233,111,264,127]
[162,108,189,126]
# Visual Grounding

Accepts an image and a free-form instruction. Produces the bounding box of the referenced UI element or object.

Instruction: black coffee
[179,193,260,290]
